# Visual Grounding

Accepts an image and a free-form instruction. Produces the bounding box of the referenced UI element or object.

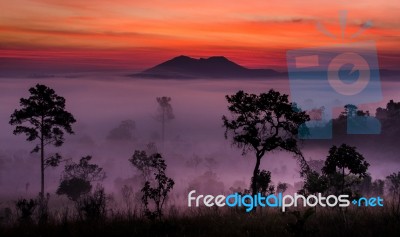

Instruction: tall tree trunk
[252,155,261,196]
[41,137,44,197]
[40,115,44,198]
[161,108,165,148]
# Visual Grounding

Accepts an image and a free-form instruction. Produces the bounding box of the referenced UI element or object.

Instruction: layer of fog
[0,75,399,206]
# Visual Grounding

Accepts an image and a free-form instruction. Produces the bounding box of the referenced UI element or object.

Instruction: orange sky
[0,0,399,72]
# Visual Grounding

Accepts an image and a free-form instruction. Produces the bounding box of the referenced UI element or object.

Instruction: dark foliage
[57,156,106,202]
[1,209,400,237]
[76,185,107,221]
[322,144,369,195]
[222,89,310,195]
[130,151,175,220]
[15,198,37,223]
[301,170,329,195]
[251,169,274,195]
[277,182,289,193]
[386,172,400,216]
[57,178,92,202]
[9,84,76,195]
[129,150,159,182]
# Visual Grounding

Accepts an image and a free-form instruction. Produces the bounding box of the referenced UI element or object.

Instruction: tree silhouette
[129,149,159,182]
[77,185,107,221]
[57,178,91,202]
[106,119,136,141]
[376,100,400,120]
[133,152,174,220]
[222,90,309,196]
[301,170,328,195]
[9,84,76,196]
[155,97,175,146]
[339,104,358,119]
[386,172,400,215]
[277,182,289,193]
[56,156,106,201]
[251,169,274,196]
[376,100,400,138]
[322,144,369,195]
[300,159,329,195]
[356,174,385,196]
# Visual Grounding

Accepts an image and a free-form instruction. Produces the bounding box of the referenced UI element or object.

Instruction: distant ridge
[131,55,284,79]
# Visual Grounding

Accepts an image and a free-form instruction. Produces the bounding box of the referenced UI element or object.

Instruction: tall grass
[1,205,400,237]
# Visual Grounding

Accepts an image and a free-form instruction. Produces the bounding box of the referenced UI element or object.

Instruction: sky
[0,0,399,73]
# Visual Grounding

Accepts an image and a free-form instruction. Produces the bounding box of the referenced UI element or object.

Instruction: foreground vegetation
[1,206,400,237]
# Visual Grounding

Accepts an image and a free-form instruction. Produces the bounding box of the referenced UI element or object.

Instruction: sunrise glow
[0,0,399,71]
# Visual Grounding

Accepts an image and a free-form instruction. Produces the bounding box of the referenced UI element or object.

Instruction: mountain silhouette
[132,55,284,79]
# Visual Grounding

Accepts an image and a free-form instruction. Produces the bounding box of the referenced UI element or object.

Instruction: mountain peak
[172,55,193,60]
[133,55,282,79]
[200,56,228,60]
[169,55,231,63]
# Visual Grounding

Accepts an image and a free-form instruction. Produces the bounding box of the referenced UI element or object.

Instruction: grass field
[1,205,400,237]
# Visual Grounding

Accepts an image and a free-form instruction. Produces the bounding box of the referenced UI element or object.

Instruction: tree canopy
[222,89,310,195]
[57,156,106,201]
[10,84,76,196]
[322,144,369,195]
